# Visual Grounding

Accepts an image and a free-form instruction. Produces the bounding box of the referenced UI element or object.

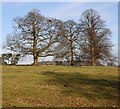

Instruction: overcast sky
[0,1,119,63]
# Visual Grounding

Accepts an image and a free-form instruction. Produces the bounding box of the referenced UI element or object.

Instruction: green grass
[2,65,119,107]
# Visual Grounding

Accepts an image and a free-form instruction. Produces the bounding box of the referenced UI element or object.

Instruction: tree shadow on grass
[39,71,119,102]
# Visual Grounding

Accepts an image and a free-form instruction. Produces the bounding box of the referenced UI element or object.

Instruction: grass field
[2,66,119,107]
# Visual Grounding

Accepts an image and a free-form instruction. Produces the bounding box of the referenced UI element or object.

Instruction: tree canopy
[78,9,115,66]
[4,9,115,66]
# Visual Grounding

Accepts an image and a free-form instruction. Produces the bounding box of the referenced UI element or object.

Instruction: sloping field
[2,66,119,107]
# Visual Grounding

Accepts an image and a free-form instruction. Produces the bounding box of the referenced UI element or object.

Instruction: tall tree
[54,20,80,66]
[79,9,114,66]
[5,9,60,65]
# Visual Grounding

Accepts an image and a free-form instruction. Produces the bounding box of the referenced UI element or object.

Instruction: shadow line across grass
[39,71,119,102]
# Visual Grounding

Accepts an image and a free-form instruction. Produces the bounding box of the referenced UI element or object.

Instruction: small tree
[11,54,21,65]
[2,53,12,64]
[1,53,20,65]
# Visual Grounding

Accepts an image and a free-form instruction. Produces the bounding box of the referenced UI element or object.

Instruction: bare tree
[4,9,115,66]
[5,9,60,65]
[54,20,80,66]
[79,9,115,66]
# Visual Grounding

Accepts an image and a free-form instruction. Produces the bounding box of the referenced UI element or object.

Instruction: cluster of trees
[1,53,20,65]
[4,9,116,66]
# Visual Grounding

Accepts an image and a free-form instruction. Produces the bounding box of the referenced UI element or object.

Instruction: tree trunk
[92,47,96,66]
[70,39,74,66]
[91,29,96,66]
[33,45,38,66]
[92,56,96,66]
[71,59,74,66]
[33,55,38,65]
[33,24,38,66]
